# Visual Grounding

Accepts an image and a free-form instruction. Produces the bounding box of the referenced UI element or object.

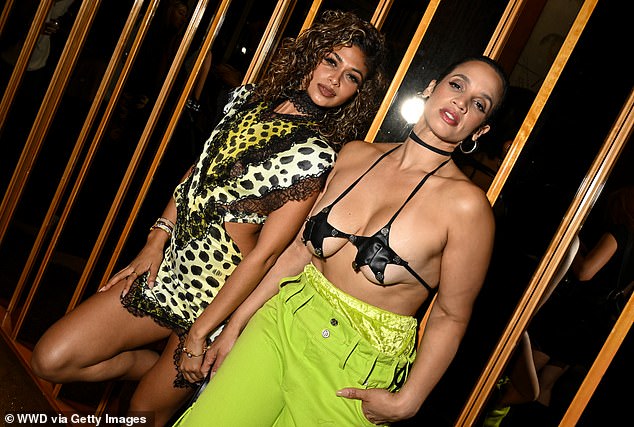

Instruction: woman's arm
[338,189,495,423]
[178,192,318,383]
[202,234,313,375]
[100,167,193,293]
[571,232,618,281]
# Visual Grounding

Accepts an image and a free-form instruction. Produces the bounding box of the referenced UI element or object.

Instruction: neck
[408,130,453,157]
[286,90,329,118]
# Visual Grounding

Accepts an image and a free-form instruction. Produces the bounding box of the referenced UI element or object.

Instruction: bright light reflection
[400,96,425,124]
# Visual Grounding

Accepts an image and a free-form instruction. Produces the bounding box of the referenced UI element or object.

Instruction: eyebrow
[452,73,494,107]
[332,51,365,83]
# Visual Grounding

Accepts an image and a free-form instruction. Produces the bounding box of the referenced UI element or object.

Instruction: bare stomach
[224,221,261,256]
[316,254,430,316]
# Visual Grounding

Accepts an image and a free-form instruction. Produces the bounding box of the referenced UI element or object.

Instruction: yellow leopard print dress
[121,85,336,386]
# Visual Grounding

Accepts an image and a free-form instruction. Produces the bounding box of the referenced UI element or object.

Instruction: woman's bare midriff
[224,221,261,256]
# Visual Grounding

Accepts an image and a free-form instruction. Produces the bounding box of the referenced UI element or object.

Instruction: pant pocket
[354,397,385,427]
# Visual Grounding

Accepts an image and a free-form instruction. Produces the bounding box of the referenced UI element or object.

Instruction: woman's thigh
[34,280,171,366]
[173,306,285,426]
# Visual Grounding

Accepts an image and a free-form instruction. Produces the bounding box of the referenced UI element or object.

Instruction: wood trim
[457,3,616,423]
[482,0,527,59]
[0,0,53,131]
[298,0,323,33]
[0,0,16,35]
[486,0,598,206]
[8,0,151,340]
[370,0,394,30]
[0,0,101,245]
[37,0,215,313]
[95,0,231,290]
[242,0,296,84]
[559,88,634,426]
[364,0,442,142]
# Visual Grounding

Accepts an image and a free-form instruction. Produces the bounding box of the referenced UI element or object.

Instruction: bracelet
[158,217,175,228]
[150,222,172,237]
[149,217,174,237]
[182,344,210,358]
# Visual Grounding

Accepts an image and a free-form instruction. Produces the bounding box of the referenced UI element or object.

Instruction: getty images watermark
[3,412,153,426]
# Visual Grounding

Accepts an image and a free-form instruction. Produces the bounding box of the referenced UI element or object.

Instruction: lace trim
[173,335,201,389]
[120,274,203,390]
[120,273,190,335]
[287,90,329,120]
[175,102,330,249]
[197,109,322,192]
[221,174,327,217]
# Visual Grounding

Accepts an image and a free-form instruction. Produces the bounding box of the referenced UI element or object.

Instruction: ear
[421,80,437,97]
[472,124,491,140]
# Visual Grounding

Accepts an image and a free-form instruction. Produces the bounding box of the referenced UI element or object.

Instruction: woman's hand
[178,334,209,384]
[336,387,418,425]
[98,231,167,295]
[201,325,240,378]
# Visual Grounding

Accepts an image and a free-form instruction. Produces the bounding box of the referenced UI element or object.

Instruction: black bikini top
[302,146,450,293]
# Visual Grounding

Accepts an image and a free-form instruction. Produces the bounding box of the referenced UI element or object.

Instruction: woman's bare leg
[31,280,172,383]
[500,332,541,405]
[128,333,194,426]
[536,362,569,407]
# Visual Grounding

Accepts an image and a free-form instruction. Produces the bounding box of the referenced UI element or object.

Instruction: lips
[317,83,336,98]
[440,108,459,126]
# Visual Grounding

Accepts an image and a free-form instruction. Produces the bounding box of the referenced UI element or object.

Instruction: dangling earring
[460,138,478,154]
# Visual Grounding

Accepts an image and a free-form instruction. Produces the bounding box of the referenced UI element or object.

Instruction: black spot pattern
[121,86,338,390]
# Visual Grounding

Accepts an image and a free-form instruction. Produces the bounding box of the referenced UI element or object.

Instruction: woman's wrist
[182,336,210,358]
[187,323,209,342]
[222,318,243,336]
[392,389,424,419]
[147,229,170,247]
[147,217,174,245]
[149,217,175,238]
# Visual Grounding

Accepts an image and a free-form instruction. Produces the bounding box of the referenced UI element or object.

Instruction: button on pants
[174,266,416,426]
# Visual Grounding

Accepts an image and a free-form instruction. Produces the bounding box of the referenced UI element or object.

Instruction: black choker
[287,90,329,119]
[409,130,453,156]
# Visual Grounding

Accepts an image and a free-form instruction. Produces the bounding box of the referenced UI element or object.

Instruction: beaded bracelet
[182,344,210,358]
[149,217,174,237]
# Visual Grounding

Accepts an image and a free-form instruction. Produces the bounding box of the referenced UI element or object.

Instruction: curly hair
[253,10,388,148]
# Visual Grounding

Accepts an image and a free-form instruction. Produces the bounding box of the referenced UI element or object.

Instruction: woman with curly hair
[31,10,387,425]
[174,55,508,426]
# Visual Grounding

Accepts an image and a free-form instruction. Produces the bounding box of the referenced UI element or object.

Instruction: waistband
[281,263,417,358]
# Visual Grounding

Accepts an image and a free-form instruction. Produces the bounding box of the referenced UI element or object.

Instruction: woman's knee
[30,333,76,381]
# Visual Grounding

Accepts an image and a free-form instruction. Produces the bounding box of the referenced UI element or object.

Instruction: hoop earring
[460,139,478,154]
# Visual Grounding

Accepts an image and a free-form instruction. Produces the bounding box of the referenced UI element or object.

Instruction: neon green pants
[173,264,417,426]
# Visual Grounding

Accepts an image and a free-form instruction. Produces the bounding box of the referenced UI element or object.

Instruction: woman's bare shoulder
[440,173,493,219]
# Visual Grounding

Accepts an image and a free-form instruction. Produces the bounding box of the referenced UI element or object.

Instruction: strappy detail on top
[302,146,450,293]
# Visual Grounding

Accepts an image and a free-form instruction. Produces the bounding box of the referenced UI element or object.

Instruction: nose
[453,95,467,112]
[329,74,340,86]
